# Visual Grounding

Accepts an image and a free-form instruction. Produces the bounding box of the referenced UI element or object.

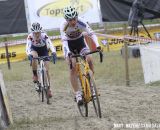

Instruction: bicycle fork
[77,68,92,103]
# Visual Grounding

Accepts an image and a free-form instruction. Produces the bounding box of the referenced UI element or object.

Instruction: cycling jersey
[26,32,56,55]
[60,17,99,57]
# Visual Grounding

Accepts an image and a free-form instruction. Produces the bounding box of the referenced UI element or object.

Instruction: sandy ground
[5,79,160,130]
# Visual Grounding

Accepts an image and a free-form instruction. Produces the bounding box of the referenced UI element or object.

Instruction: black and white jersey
[60,17,99,57]
[26,32,56,55]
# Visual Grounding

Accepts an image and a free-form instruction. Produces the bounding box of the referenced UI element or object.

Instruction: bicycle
[70,50,103,118]
[32,56,53,104]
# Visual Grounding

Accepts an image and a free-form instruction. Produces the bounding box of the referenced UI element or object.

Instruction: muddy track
[6,80,160,130]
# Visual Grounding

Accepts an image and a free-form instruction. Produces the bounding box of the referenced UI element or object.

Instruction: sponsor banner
[27,0,100,30]
[0,40,63,64]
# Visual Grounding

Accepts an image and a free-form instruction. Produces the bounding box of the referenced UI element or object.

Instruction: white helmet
[31,22,42,32]
[63,6,78,20]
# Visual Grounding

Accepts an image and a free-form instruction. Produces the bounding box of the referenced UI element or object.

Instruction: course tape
[0,35,61,47]
[0,33,160,48]
[95,33,160,43]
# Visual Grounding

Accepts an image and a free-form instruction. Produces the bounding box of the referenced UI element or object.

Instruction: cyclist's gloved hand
[28,54,33,61]
[68,52,73,59]
[96,46,102,51]
[52,52,57,64]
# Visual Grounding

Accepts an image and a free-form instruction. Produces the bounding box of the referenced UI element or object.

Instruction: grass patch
[0,51,145,86]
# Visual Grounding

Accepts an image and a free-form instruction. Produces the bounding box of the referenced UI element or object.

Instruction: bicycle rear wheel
[43,70,50,104]
[88,71,102,118]
[41,70,45,102]
[77,76,88,117]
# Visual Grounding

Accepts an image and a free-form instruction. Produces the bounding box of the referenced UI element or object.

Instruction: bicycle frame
[32,56,52,104]
[75,56,92,103]
[71,50,102,103]
[70,50,103,117]
[37,59,49,89]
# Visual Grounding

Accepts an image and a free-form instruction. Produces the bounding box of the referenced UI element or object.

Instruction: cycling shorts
[31,45,50,61]
[68,36,89,54]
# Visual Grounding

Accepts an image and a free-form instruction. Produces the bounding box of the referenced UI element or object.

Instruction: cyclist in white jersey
[26,22,57,97]
[60,6,101,105]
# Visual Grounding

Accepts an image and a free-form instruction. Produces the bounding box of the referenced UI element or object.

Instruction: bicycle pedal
[78,100,84,106]
[36,89,41,93]
[33,81,38,83]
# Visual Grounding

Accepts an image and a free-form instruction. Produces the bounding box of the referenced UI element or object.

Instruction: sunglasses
[67,18,77,22]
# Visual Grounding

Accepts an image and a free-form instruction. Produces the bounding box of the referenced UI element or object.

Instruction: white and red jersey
[26,32,56,55]
[60,17,99,56]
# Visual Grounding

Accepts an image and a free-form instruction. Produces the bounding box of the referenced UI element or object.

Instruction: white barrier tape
[95,33,160,43]
[1,32,160,48]
[95,33,123,39]
[124,35,160,43]
[0,35,61,47]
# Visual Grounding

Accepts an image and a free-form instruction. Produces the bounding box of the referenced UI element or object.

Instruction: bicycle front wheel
[41,69,45,102]
[43,70,50,104]
[77,76,88,117]
[77,102,88,117]
[88,71,102,118]
[40,69,50,104]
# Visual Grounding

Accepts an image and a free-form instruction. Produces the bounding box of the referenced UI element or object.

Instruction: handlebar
[30,55,53,66]
[71,50,103,63]
[32,56,53,61]
[69,50,103,69]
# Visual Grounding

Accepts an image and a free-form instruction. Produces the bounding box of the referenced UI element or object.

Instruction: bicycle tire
[44,71,50,104]
[77,76,88,117]
[77,101,88,117]
[41,67,50,104]
[41,69,45,102]
[88,71,102,118]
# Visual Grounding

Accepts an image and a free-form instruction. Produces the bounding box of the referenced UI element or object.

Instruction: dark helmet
[31,22,42,32]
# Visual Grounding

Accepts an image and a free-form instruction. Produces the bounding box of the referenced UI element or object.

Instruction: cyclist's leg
[80,47,94,74]
[86,55,94,74]
[67,37,85,104]
[66,57,79,92]
[31,51,38,82]
[66,57,82,104]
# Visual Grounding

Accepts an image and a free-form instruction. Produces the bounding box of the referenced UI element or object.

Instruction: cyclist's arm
[60,22,70,58]
[81,19,100,47]
[26,36,32,55]
[46,37,56,53]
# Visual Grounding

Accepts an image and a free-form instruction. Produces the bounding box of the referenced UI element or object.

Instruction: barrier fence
[0,70,13,129]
